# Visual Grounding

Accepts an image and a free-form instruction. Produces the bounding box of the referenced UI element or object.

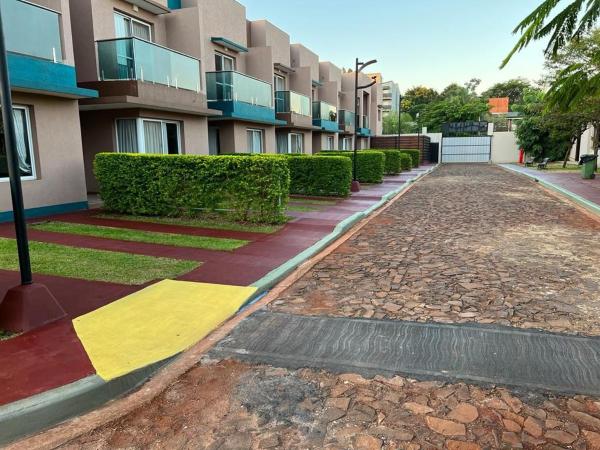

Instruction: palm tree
[501,0,600,68]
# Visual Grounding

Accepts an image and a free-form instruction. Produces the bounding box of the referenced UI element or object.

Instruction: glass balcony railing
[0,0,63,62]
[338,110,355,128]
[97,37,201,92]
[206,71,273,108]
[312,101,337,122]
[275,90,311,116]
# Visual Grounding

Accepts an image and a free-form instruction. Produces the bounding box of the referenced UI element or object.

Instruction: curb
[500,164,600,218]
[1,165,437,448]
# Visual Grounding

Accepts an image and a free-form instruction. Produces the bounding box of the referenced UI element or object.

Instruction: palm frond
[501,0,588,68]
[545,63,600,110]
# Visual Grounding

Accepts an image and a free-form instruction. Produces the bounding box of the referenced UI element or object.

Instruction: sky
[241,0,549,93]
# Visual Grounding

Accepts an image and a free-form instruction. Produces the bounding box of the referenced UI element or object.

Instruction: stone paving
[62,360,600,450]
[270,164,600,336]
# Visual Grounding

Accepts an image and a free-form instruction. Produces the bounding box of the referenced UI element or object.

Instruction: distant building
[381,81,401,117]
[489,97,510,115]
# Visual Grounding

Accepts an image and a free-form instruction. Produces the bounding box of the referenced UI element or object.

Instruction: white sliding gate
[441,136,492,163]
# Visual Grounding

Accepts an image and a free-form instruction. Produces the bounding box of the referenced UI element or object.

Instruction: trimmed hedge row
[318,151,385,184]
[399,149,420,168]
[94,153,290,223]
[369,149,403,175]
[399,153,412,171]
[284,155,352,197]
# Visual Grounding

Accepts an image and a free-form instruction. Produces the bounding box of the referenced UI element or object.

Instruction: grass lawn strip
[96,214,283,234]
[32,222,249,252]
[287,204,321,212]
[289,198,339,205]
[0,238,198,285]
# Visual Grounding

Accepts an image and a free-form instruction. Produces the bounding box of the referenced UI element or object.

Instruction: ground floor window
[341,137,353,151]
[247,128,264,154]
[289,133,303,154]
[0,106,35,180]
[326,135,335,150]
[116,118,181,155]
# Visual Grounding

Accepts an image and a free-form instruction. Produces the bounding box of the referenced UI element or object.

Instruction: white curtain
[143,121,164,154]
[247,130,262,154]
[113,14,130,38]
[276,133,287,154]
[12,109,31,175]
[116,119,138,153]
[290,134,303,154]
[131,21,151,40]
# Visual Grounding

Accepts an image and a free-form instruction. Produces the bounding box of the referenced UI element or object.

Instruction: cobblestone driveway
[271,165,600,336]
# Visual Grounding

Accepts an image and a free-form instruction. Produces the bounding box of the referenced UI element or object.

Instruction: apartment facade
[381,80,400,118]
[0,0,97,220]
[2,0,388,219]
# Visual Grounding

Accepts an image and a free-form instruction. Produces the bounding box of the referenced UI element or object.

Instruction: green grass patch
[0,330,17,341]
[0,238,198,285]
[289,198,338,205]
[32,221,248,252]
[287,204,320,212]
[96,213,284,234]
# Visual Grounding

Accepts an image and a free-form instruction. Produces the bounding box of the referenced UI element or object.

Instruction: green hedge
[318,151,385,183]
[399,149,420,168]
[399,153,412,171]
[94,153,290,223]
[368,149,404,175]
[285,155,352,197]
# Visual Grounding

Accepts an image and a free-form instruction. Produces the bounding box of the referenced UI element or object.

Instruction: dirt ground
[62,359,600,450]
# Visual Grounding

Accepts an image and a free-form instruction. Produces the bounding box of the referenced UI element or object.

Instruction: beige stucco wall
[290,44,319,82]
[1,93,87,213]
[80,110,209,192]
[289,67,312,98]
[491,131,520,163]
[248,20,290,68]
[312,132,337,153]
[211,122,276,154]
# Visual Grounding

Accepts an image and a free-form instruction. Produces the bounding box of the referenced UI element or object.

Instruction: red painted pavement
[0,166,432,405]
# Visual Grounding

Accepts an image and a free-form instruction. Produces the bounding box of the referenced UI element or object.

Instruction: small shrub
[399,153,412,171]
[369,149,403,175]
[94,153,290,224]
[399,149,420,168]
[284,155,352,197]
[318,151,385,183]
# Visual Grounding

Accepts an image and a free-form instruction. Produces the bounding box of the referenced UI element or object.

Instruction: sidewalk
[0,165,434,445]
[503,164,600,212]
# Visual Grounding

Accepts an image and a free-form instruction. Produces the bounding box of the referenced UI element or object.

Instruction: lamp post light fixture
[0,8,65,333]
[396,94,402,150]
[351,58,377,193]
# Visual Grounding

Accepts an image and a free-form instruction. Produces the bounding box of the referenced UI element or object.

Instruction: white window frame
[114,11,153,41]
[115,118,182,155]
[273,74,285,91]
[0,106,36,182]
[288,132,303,154]
[215,52,235,71]
[326,135,335,150]
[341,137,353,151]
[246,128,264,154]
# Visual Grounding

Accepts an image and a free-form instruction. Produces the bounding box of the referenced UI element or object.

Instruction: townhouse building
[0,0,98,220]
[1,0,386,218]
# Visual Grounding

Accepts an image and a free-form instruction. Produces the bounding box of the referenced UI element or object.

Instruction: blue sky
[241,0,548,93]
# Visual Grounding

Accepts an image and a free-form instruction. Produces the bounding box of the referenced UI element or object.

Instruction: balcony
[312,101,339,133]
[357,115,371,137]
[206,71,284,125]
[0,0,97,98]
[338,110,355,134]
[275,90,312,128]
[97,38,201,92]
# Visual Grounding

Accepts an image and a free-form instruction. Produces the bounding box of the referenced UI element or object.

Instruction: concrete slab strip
[213,311,600,396]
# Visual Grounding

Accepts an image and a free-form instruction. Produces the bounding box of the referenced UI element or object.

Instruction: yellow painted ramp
[73,279,256,381]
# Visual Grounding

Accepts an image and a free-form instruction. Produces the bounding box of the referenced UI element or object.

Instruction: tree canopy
[481,78,533,106]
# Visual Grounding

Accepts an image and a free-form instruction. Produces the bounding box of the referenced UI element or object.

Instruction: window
[341,137,353,151]
[116,118,181,155]
[326,136,335,150]
[246,129,263,154]
[289,133,303,154]
[215,52,235,71]
[0,106,35,180]
[273,75,285,92]
[114,12,152,41]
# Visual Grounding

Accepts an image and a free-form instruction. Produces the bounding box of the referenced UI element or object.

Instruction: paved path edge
[501,164,600,218]
[2,166,437,449]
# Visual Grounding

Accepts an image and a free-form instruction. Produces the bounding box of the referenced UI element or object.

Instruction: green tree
[502,0,600,67]
[382,112,418,135]
[420,96,489,133]
[481,78,533,106]
[401,86,439,117]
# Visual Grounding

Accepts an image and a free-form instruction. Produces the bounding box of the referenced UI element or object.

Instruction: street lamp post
[397,94,402,150]
[0,8,65,333]
[351,57,377,193]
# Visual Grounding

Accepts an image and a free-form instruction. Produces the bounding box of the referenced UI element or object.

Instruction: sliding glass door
[116,118,181,155]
